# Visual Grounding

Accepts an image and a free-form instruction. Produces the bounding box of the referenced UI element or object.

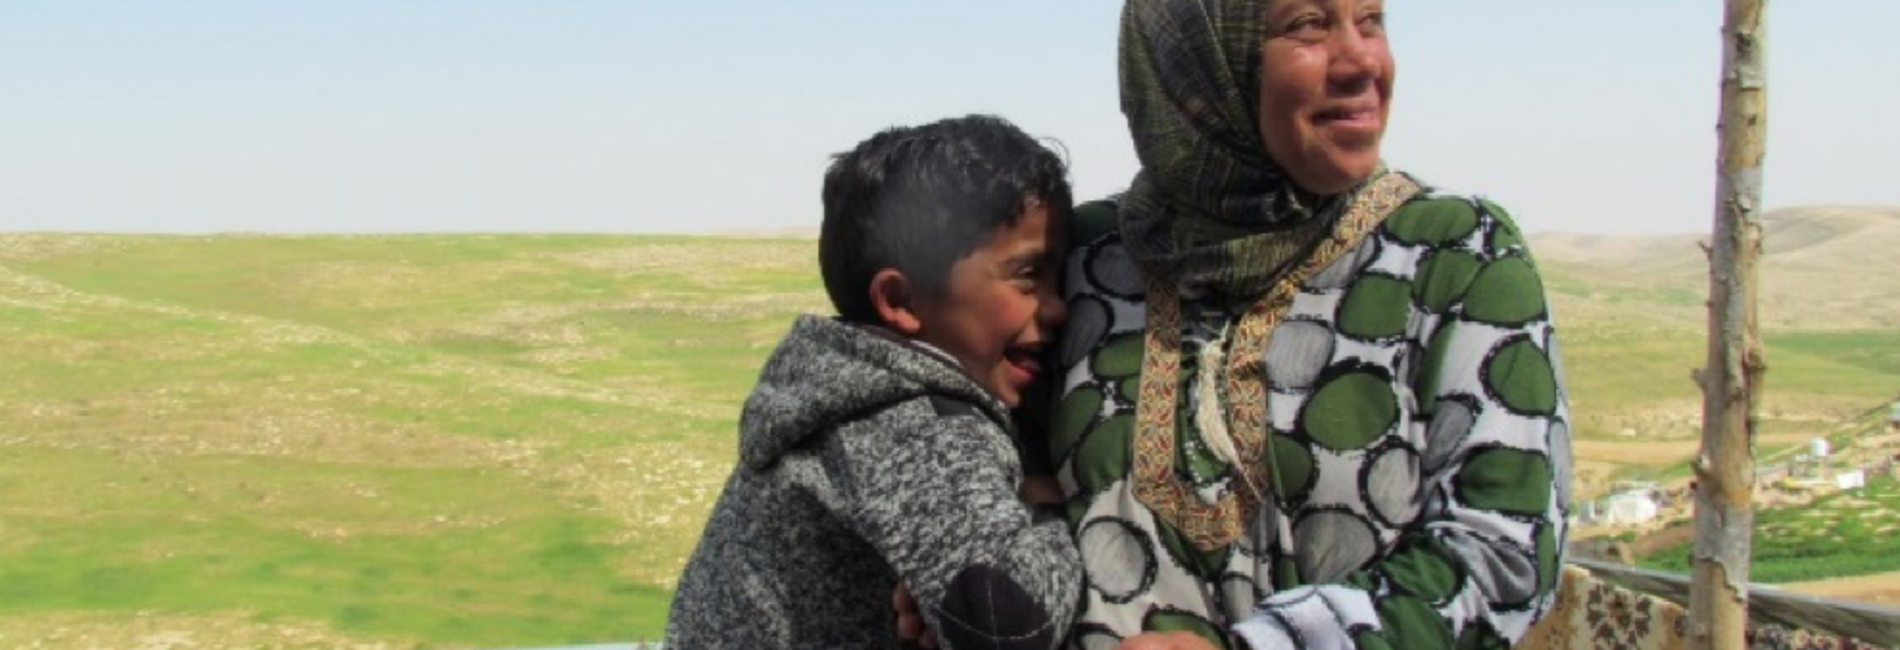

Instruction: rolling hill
[1535,205,1900,331]
[0,205,1895,648]
[1533,206,1900,482]
[0,234,825,647]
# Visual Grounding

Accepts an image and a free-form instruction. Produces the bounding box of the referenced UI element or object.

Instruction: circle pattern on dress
[1454,446,1553,517]
[1535,522,1560,595]
[1302,369,1398,452]
[1414,249,1482,314]
[1308,235,1379,290]
[1379,535,1465,605]
[1092,333,1144,379]
[1338,273,1412,340]
[1265,320,1335,390]
[1074,624,1124,650]
[1382,198,1479,247]
[1087,241,1145,300]
[1465,258,1547,326]
[1158,520,1233,578]
[1417,320,1459,413]
[1482,336,1558,417]
[1063,295,1115,371]
[1453,531,1540,607]
[1270,433,1316,504]
[1549,419,1573,509]
[1075,414,1134,493]
[1365,443,1424,527]
[1422,396,1479,475]
[1053,387,1106,463]
[1354,629,1398,650]
[1142,608,1229,650]
[1081,518,1158,603]
[1484,201,1524,255]
[1457,619,1511,650]
[1293,509,1379,582]
[1218,573,1261,620]
[1375,595,1456,650]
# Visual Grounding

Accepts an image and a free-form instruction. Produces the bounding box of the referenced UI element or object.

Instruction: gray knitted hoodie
[665,315,1082,650]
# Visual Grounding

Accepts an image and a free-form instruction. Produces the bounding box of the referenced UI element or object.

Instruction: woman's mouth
[1314,105,1382,132]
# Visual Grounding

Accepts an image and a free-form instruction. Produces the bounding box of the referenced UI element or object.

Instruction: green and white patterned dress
[1049,185,1571,650]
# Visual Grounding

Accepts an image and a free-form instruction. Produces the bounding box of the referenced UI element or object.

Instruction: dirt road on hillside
[1777,571,1900,608]
[1573,433,1818,467]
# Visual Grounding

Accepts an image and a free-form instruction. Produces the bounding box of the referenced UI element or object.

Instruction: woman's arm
[1233,198,1571,650]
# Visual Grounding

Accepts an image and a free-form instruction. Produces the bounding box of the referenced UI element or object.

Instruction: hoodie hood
[738,315,1011,470]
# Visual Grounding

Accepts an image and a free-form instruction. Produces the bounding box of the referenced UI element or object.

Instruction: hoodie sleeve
[831,402,1083,650]
[1232,200,1570,650]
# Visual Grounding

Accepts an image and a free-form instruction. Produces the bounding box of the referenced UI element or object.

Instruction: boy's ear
[869,269,924,335]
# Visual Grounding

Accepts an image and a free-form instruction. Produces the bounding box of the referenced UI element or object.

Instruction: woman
[1052,1,1571,649]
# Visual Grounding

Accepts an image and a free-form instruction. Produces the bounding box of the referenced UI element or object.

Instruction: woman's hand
[1019,474,1063,507]
[1116,632,1241,650]
[894,581,937,648]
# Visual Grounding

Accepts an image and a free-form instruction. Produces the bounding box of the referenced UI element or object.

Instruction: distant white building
[1602,490,1661,525]
[1836,469,1867,491]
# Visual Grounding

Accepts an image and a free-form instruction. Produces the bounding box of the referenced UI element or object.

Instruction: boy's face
[910,201,1068,408]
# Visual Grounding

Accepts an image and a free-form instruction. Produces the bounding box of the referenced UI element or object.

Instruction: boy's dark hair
[820,114,1072,323]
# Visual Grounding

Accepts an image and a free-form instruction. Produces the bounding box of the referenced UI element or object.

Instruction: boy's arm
[834,405,1082,650]
[892,473,1070,649]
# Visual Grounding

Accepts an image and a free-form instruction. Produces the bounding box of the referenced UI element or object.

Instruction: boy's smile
[910,202,1068,408]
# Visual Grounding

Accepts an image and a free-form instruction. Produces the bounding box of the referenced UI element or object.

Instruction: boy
[665,115,1080,650]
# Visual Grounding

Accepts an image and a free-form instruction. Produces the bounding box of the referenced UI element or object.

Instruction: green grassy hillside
[1640,474,1900,584]
[1535,206,1900,447]
[1,208,1896,647]
[0,234,826,647]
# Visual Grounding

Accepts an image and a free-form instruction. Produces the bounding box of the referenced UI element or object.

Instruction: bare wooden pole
[1690,1,1767,650]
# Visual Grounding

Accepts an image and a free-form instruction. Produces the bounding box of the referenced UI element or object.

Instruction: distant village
[1574,401,1900,553]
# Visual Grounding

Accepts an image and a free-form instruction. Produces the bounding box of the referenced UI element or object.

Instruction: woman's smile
[1313,101,1383,135]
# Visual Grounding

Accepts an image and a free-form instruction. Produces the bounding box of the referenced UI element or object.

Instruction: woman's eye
[1283,16,1328,42]
[1357,11,1385,35]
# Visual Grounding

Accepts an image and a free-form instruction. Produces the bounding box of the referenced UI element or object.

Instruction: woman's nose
[1328,24,1384,84]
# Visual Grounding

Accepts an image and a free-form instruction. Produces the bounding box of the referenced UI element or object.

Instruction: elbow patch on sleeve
[934,563,1057,650]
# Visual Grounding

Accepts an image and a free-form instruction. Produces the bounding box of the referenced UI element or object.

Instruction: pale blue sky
[2,1,1895,235]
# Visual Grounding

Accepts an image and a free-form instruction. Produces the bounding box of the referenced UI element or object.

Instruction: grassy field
[0,234,826,648]
[1,222,1896,648]
[1639,475,1900,584]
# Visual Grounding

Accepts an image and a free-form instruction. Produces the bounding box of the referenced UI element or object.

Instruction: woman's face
[1256,0,1394,195]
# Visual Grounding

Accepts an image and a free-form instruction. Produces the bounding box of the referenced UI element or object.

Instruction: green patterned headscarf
[1118,0,1388,300]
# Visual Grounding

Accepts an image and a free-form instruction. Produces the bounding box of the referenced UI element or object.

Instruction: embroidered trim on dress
[1132,173,1423,551]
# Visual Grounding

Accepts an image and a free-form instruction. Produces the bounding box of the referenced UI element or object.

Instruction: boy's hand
[894,581,938,648]
[1018,474,1063,507]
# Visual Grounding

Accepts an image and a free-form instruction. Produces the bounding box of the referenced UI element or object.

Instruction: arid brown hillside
[1534,205,1900,330]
